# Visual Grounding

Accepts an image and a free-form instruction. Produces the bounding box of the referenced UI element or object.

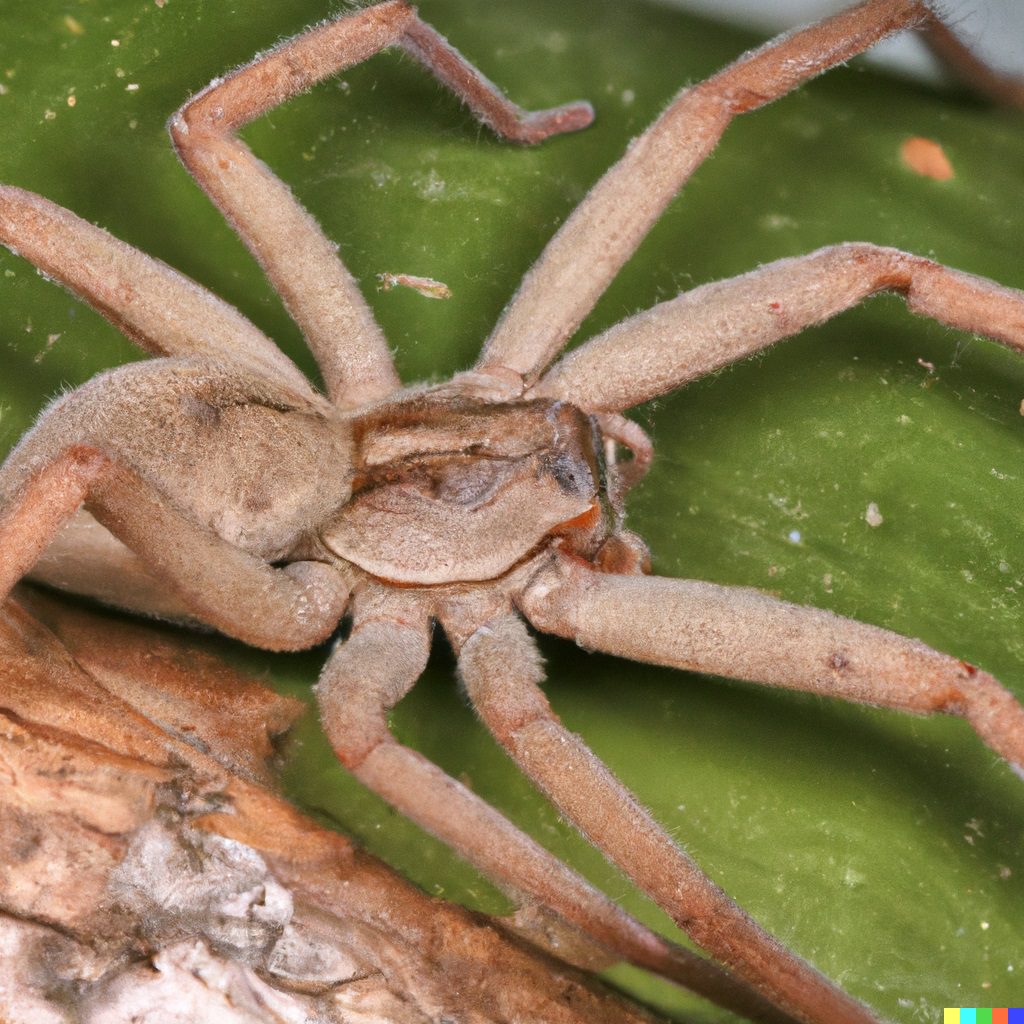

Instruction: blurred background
[661,0,1024,79]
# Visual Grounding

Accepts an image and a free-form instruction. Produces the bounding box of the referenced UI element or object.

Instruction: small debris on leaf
[900,137,954,181]
[377,272,451,300]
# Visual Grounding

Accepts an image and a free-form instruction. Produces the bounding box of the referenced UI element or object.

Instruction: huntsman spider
[2,2,1023,1022]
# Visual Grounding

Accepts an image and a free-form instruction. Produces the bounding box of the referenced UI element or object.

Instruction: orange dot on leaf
[900,136,954,181]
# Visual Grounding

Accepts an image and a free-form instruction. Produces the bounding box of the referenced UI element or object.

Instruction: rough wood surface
[0,586,659,1024]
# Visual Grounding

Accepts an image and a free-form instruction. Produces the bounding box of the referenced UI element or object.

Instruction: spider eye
[543,449,596,499]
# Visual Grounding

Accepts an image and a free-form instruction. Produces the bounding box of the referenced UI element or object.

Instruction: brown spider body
[3,3,1024,1023]
[11,374,622,612]
[4,357,349,621]
[333,393,615,586]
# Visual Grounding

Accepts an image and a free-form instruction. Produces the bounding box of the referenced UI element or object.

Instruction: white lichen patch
[760,212,798,232]
[412,167,446,200]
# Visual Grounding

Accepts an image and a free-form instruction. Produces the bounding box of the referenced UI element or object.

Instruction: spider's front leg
[532,244,1024,411]
[521,554,1024,775]
[483,550,1024,1022]
[477,0,1024,388]
[458,609,883,1024]
[168,0,592,409]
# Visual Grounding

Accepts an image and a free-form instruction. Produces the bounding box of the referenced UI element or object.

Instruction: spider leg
[0,445,348,651]
[315,593,797,1024]
[169,0,592,409]
[520,551,1024,777]
[530,244,1024,411]
[0,186,310,396]
[922,16,1024,107]
[458,612,881,1024]
[476,0,1024,387]
[397,18,594,144]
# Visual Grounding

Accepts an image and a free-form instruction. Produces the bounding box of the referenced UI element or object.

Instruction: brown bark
[0,586,659,1024]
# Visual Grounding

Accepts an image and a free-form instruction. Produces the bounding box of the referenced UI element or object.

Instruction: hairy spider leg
[458,611,876,1024]
[532,245,1024,411]
[0,428,349,651]
[476,0,1024,387]
[315,583,798,1024]
[0,187,310,395]
[522,553,1024,776]
[478,551,1024,1013]
[169,0,592,408]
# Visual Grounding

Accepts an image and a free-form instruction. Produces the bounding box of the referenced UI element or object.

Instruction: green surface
[2,2,1023,1021]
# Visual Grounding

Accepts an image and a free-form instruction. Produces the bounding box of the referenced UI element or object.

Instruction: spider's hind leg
[0,368,351,649]
[0,186,309,394]
[169,0,592,409]
[315,586,798,1024]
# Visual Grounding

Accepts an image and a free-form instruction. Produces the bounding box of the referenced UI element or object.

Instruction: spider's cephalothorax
[330,393,616,586]
[3,3,1024,1023]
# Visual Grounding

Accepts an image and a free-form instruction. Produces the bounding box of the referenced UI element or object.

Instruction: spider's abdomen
[322,396,606,585]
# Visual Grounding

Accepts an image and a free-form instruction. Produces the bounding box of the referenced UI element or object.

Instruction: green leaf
[2,2,1023,1021]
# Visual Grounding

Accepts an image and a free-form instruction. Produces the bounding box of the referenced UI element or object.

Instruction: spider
[1,2,1024,1022]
